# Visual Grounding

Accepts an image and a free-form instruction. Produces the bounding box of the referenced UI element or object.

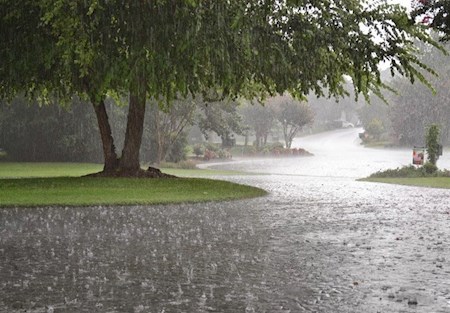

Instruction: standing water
[1,128,450,312]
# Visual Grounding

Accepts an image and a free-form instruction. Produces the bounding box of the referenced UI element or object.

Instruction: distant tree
[387,38,450,146]
[144,98,196,164]
[366,118,385,140]
[0,97,102,162]
[357,91,391,137]
[308,83,365,132]
[198,99,244,148]
[240,101,276,148]
[269,95,314,149]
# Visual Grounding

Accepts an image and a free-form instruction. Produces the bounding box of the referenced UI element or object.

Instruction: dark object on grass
[86,167,175,178]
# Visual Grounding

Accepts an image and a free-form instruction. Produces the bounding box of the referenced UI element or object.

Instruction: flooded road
[1,128,450,312]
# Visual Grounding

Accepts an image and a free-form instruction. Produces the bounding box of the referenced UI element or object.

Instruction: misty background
[1,38,449,164]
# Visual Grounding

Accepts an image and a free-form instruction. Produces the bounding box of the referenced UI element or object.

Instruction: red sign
[413,147,424,165]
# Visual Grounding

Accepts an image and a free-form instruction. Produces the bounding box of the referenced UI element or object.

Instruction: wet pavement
[1,128,450,312]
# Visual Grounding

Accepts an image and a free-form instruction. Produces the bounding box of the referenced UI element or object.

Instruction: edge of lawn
[358,177,450,189]
[0,162,268,208]
[0,176,267,208]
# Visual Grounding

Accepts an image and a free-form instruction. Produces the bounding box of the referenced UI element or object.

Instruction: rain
[2,1,450,312]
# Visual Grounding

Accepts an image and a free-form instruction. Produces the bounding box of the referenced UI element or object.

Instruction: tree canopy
[0,0,439,176]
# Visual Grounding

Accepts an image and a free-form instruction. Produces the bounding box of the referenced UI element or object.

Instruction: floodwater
[1,128,450,312]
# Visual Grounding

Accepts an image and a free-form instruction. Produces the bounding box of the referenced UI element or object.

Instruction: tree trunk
[155,108,163,164]
[255,133,261,149]
[92,99,119,171]
[283,125,289,148]
[119,79,147,173]
[85,79,173,178]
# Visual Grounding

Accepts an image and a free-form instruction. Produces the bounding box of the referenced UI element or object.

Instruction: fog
[208,127,450,178]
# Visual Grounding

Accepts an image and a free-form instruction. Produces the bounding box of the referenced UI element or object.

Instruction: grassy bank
[0,162,266,207]
[362,177,450,189]
[361,165,450,189]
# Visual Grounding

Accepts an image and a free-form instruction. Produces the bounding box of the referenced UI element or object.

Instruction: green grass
[0,162,103,178]
[0,162,248,178]
[0,163,266,207]
[362,177,450,189]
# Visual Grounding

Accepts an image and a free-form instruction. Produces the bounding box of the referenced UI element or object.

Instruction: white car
[342,121,354,128]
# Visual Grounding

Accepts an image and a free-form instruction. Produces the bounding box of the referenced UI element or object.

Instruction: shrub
[422,162,438,175]
[193,144,204,157]
[166,133,189,163]
[205,143,220,152]
[425,124,440,166]
[366,118,384,140]
[369,164,449,178]
[203,149,217,161]
[217,149,232,159]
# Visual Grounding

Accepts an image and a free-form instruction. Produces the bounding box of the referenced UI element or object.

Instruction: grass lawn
[0,162,248,178]
[362,177,450,189]
[0,163,266,207]
[0,162,103,178]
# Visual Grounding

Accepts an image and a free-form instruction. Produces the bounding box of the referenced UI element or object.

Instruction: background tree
[365,118,385,140]
[357,85,392,139]
[198,99,244,148]
[0,97,102,162]
[308,83,364,132]
[144,98,196,164]
[269,95,314,149]
[384,38,450,146]
[240,101,276,148]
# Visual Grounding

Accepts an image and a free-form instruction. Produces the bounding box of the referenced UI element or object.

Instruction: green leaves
[1,0,442,114]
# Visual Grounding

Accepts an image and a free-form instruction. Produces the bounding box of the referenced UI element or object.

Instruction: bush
[165,133,189,163]
[217,149,232,159]
[366,118,384,140]
[369,164,449,178]
[205,143,220,152]
[422,162,438,175]
[203,149,217,161]
[193,144,204,157]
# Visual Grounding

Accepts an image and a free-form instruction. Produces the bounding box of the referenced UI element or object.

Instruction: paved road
[1,128,450,312]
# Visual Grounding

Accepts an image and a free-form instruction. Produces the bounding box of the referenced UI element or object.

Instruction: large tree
[0,0,439,177]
